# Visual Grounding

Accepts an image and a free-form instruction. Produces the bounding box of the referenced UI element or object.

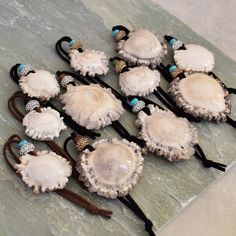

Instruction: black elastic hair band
[194,144,226,172]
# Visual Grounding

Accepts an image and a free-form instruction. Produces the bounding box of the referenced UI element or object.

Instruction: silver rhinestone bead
[132,100,145,113]
[60,75,75,88]
[17,64,34,77]
[19,142,35,155]
[25,100,40,112]
[173,40,183,50]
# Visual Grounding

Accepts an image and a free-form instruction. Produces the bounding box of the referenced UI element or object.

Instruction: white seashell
[116,29,166,67]
[168,73,230,121]
[15,151,72,194]
[174,44,214,72]
[69,49,109,77]
[119,66,160,96]
[60,84,124,130]
[76,138,143,199]
[136,105,198,161]
[23,107,66,141]
[19,70,60,100]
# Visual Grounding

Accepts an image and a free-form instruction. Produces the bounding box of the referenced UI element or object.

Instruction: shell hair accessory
[3,134,112,218]
[10,63,60,101]
[63,132,156,236]
[55,36,109,77]
[57,71,124,130]
[112,25,167,68]
[110,96,227,171]
[8,91,66,141]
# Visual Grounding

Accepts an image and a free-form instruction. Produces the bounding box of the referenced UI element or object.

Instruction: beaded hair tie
[10,64,60,100]
[3,135,112,218]
[63,133,156,236]
[111,25,167,68]
[8,91,66,141]
[56,36,109,77]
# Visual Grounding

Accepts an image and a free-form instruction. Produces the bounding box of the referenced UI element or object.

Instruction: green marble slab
[0,0,235,235]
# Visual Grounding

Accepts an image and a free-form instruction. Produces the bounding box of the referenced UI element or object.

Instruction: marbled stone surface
[0,0,236,235]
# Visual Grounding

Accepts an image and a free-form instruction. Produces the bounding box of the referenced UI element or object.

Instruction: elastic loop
[10,64,21,84]
[195,144,226,172]
[55,36,72,63]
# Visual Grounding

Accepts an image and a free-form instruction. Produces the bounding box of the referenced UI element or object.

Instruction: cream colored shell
[119,66,160,96]
[60,84,124,130]
[116,29,166,67]
[22,107,66,141]
[174,44,214,72]
[19,70,60,100]
[136,105,198,161]
[69,49,109,77]
[76,138,143,199]
[168,73,230,121]
[15,151,72,193]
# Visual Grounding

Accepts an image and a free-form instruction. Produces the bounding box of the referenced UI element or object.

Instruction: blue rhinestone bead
[129,98,139,107]
[169,65,177,73]
[112,29,120,37]
[17,64,26,73]
[17,140,29,149]
[69,39,76,47]
[169,38,177,47]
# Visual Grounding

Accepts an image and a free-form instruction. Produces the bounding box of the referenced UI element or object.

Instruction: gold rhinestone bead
[171,68,184,78]
[115,30,126,41]
[70,40,82,50]
[114,60,126,73]
[75,137,90,152]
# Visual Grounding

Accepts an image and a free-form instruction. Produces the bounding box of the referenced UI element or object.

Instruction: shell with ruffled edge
[19,70,60,100]
[23,107,66,141]
[116,29,167,68]
[135,104,198,161]
[119,66,160,96]
[69,49,109,77]
[15,151,72,194]
[60,84,124,130]
[168,72,230,121]
[76,138,144,199]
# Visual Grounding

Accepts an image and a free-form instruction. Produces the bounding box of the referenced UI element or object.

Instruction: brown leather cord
[8,91,27,122]
[3,135,112,219]
[55,189,112,218]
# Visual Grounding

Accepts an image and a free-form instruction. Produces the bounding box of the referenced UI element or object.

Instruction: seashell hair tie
[3,134,112,218]
[111,97,226,171]
[55,36,109,77]
[10,63,60,100]
[8,91,66,141]
[57,72,124,130]
[63,132,156,236]
[111,25,167,68]
[160,64,236,128]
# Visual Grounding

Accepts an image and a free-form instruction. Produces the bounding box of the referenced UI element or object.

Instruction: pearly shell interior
[19,70,60,100]
[146,112,191,149]
[69,49,109,77]
[178,73,226,113]
[123,29,162,59]
[23,107,66,140]
[119,66,160,96]
[77,139,143,198]
[174,44,214,72]
[61,84,124,130]
[15,151,72,193]
[136,105,198,161]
